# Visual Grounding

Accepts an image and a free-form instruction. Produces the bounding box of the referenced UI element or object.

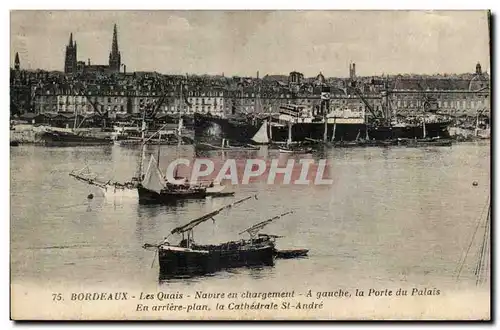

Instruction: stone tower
[349,62,356,79]
[476,62,482,75]
[64,33,77,74]
[108,24,121,72]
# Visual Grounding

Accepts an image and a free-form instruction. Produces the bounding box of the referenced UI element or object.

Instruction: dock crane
[350,82,388,126]
[416,81,439,113]
[70,81,110,129]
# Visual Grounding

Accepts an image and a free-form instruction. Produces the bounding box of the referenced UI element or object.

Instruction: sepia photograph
[9,9,491,320]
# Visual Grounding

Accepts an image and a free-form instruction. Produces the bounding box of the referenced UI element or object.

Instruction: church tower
[14,52,20,70]
[108,24,121,72]
[64,33,77,74]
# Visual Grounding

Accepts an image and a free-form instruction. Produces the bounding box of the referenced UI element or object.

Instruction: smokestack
[257,71,259,79]
[123,64,126,75]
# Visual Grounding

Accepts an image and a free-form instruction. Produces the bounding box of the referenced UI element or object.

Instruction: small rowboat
[275,249,309,259]
[197,142,260,151]
[279,147,313,154]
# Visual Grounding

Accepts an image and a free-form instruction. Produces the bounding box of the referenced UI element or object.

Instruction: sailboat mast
[323,115,328,142]
[73,104,78,131]
[287,121,292,146]
[178,82,184,144]
[332,116,337,142]
[137,108,147,179]
[475,110,480,137]
[156,132,161,168]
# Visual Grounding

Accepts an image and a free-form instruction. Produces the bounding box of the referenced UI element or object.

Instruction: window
[108,97,111,103]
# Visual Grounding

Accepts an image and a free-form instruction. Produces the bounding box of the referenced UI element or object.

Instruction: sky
[10,10,490,77]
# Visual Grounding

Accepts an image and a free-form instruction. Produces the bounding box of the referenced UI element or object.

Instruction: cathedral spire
[109,24,121,72]
[14,52,20,70]
[65,32,77,74]
[112,24,118,54]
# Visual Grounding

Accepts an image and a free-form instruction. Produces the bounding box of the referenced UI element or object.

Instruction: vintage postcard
[10,10,491,320]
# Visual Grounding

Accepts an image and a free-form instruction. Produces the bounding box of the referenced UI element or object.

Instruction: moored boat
[195,139,260,151]
[39,129,112,147]
[137,154,208,204]
[275,249,309,259]
[69,167,140,199]
[143,195,277,278]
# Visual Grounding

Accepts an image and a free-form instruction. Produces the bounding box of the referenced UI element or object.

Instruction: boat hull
[367,121,452,140]
[195,113,452,143]
[271,123,367,142]
[137,185,207,205]
[100,185,139,199]
[39,131,112,147]
[158,244,275,278]
[275,249,309,259]
[194,113,261,143]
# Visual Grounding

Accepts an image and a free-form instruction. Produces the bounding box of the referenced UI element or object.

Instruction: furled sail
[251,120,269,144]
[171,194,258,235]
[141,154,166,194]
[239,211,293,238]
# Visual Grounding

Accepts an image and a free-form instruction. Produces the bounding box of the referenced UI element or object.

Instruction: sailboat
[251,120,270,144]
[138,94,234,204]
[143,195,276,277]
[69,166,140,199]
[69,111,150,199]
[137,154,208,204]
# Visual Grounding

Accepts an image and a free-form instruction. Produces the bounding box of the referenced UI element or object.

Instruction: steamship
[194,103,451,143]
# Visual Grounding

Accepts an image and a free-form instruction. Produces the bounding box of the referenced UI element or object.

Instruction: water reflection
[158,265,275,284]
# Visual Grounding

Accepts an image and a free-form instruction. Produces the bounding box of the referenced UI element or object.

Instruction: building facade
[390,63,490,117]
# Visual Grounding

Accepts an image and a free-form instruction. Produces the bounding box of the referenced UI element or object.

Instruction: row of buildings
[11,24,490,122]
[12,64,489,120]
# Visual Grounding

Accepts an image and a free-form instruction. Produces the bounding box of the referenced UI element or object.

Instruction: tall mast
[323,114,328,142]
[287,121,292,146]
[137,107,147,179]
[156,132,161,168]
[73,100,78,131]
[385,77,391,124]
[332,116,337,142]
[475,110,480,137]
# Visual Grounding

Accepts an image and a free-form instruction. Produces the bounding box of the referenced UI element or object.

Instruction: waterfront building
[390,63,490,117]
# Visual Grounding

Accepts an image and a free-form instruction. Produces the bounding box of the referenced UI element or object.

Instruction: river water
[10,142,490,301]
